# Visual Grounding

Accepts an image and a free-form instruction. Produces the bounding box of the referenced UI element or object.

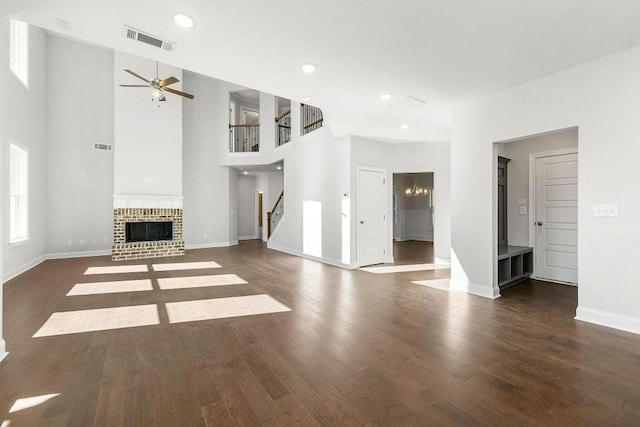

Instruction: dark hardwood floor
[392,240,434,265]
[2,241,640,425]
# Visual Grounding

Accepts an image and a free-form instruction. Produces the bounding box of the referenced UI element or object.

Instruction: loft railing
[267,190,284,238]
[275,109,291,147]
[301,104,323,136]
[229,124,260,153]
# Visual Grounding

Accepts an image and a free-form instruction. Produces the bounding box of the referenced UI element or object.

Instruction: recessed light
[302,97,311,102]
[301,63,316,73]
[380,93,393,101]
[174,13,194,28]
[243,171,248,175]
[276,166,282,170]
[401,124,410,130]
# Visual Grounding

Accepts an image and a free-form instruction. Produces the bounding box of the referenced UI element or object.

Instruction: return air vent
[123,25,175,52]
[388,96,426,112]
[93,143,112,151]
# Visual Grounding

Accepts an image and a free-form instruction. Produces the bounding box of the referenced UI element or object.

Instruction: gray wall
[1,21,46,280]
[182,71,235,247]
[237,175,256,239]
[502,128,578,246]
[45,35,114,254]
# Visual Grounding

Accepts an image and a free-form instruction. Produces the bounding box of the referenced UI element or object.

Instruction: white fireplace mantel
[113,194,183,209]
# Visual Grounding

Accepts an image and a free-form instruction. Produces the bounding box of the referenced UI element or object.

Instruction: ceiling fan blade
[158,76,179,87]
[123,69,150,83]
[119,84,149,87]
[164,87,195,99]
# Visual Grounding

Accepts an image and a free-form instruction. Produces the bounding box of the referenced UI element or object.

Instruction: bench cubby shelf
[498,245,533,288]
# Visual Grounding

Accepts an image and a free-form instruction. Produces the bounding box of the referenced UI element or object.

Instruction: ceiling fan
[119,62,194,102]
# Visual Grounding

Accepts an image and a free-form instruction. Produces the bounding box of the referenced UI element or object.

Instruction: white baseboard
[449,279,501,299]
[267,242,355,270]
[185,241,239,250]
[238,236,258,241]
[0,339,6,363]
[3,255,45,284]
[45,249,112,260]
[575,306,640,335]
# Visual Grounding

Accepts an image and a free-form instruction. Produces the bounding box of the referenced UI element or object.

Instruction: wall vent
[93,143,112,151]
[123,25,175,52]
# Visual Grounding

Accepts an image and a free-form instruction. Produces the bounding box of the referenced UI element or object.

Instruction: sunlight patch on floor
[84,265,148,275]
[33,305,159,337]
[157,274,247,290]
[9,393,60,413]
[411,279,450,291]
[67,279,153,296]
[165,294,291,324]
[360,263,450,274]
[152,261,222,272]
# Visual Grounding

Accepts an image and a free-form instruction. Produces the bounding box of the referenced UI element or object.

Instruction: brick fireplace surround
[112,196,185,261]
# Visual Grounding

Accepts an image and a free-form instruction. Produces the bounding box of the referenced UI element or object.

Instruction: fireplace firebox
[126,221,173,243]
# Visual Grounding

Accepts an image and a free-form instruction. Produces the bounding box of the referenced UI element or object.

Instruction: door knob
[536,221,543,226]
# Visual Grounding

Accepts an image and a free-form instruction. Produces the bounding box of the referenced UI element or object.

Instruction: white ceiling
[5,0,640,142]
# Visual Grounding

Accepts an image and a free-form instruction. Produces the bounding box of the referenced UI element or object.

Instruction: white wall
[237,175,256,239]
[451,43,640,333]
[350,138,451,265]
[182,71,237,248]
[268,126,351,266]
[1,20,46,281]
[502,128,578,246]
[114,52,182,197]
[45,35,114,255]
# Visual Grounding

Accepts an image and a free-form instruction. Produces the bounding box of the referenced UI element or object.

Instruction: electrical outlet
[519,206,527,215]
[203,233,208,239]
[91,239,96,244]
[66,240,72,246]
[103,238,108,244]
[80,239,85,245]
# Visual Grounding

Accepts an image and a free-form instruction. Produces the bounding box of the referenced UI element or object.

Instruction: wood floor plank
[1,241,640,425]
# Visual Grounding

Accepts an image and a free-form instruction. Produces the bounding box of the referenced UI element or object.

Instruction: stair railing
[275,109,291,147]
[300,104,324,136]
[267,190,284,238]
[229,124,260,152]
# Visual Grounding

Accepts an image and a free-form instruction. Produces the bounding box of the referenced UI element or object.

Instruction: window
[10,19,29,88]
[9,143,29,242]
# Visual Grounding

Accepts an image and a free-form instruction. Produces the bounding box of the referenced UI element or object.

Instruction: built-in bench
[498,245,533,288]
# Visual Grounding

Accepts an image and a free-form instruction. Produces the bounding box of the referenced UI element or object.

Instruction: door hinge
[383,249,386,254]
[383,179,386,185]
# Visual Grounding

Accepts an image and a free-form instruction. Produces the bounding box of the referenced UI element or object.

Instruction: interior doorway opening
[392,172,434,265]
[494,127,579,290]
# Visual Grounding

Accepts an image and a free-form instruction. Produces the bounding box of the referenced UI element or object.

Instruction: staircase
[267,191,284,238]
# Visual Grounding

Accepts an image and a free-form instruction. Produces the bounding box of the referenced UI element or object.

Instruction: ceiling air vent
[389,96,426,112]
[123,25,175,52]
[93,143,112,151]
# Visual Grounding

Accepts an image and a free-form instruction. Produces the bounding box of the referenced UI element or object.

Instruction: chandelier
[405,178,427,197]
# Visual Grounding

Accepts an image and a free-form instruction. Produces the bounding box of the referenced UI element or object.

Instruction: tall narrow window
[10,19,29,88]
[9,143,29,242]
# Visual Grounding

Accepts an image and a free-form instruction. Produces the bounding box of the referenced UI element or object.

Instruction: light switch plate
[517,198,527,205]
[593,203,619,217]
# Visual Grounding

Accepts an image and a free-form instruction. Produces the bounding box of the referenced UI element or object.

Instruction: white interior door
[535,153,578,284]
[357,167,387,267]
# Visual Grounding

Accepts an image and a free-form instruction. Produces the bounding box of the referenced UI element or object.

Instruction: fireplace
[112,197,185,261]
[126,221,173,242]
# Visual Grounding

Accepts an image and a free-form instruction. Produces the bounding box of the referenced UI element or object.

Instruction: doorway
[357,166,387,267]
[392,172,435,265]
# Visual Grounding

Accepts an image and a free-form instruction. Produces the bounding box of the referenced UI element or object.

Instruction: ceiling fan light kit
[119,61,194,105]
